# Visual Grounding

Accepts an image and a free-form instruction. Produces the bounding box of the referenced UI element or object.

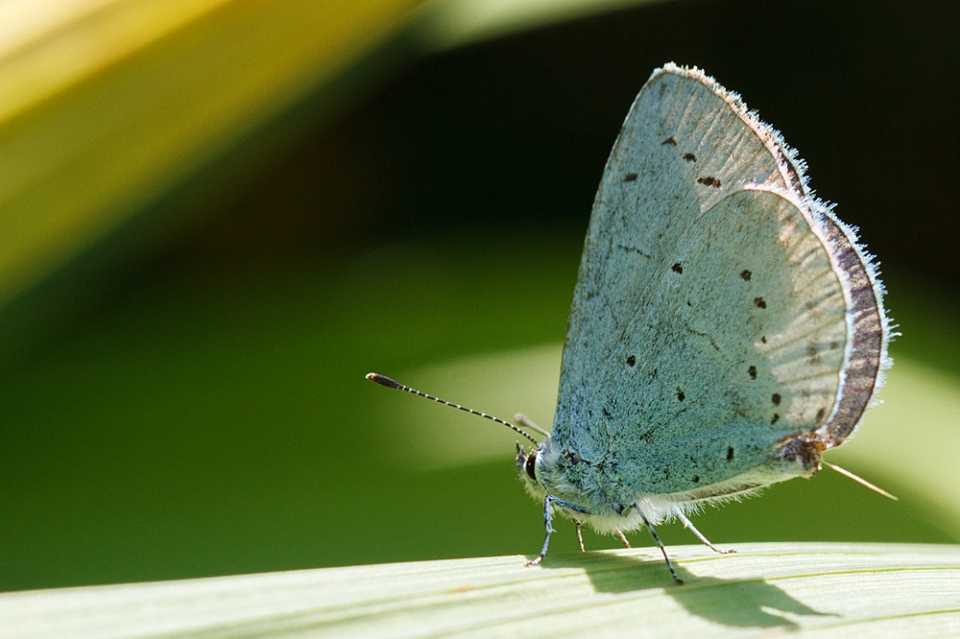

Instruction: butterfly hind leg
[673,507,735,555]
[526,495,590,566]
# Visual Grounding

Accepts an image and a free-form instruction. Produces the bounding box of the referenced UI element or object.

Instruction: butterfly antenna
[365,373,540,445]
[823,461,898,501]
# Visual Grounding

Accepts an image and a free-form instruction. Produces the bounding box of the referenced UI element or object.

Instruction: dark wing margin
[813,213,889,448]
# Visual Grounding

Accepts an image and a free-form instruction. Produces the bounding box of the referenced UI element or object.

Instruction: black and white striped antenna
[365,372,544,445]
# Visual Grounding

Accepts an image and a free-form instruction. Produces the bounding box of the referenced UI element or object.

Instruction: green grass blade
[4,543,959,638]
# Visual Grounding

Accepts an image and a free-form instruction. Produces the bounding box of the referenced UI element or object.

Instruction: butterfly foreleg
[526,495,590,567]
[513,413,550,438]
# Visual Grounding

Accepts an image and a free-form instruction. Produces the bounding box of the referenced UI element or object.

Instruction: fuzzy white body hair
[519,438,816,535]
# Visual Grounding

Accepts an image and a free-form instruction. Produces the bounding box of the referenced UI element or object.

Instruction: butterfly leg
[526,496,556,566]
[633,503,684,585]
[527,495,590,566]
[573,520,586,552]
[615,529,631,548]
[674,508,735,555]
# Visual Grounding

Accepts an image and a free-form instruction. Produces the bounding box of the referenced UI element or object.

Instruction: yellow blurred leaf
[0,0,425,309]
[419,0,669,50]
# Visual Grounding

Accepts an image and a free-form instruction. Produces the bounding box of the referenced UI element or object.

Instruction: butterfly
[369,63,891,584]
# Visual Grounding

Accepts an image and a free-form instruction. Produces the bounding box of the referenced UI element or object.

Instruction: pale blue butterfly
[369,63,892,584]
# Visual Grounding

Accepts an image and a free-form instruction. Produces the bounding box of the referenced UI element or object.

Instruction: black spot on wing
[624,173,638,182]
[816,407,826,421]
[740,269,752,281]
[772,393,782,405]
[682,153,696,162]
[771,413,780,424]
[697,176,721,187]
[677,388,685,402]
[672,262,683,274]
[754,297,767,309]
[726,446,734,461]
[748,365,757,380]
[662,136,677,146]
[626,355,636,367]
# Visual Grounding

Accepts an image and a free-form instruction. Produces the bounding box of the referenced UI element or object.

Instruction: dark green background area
[1,0,959,592]
[2,243,956,592]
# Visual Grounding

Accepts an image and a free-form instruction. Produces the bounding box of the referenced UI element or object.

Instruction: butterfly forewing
[552,67,853,495]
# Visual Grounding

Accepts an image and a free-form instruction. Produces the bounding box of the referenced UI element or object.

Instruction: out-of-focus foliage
[0,0,425,311]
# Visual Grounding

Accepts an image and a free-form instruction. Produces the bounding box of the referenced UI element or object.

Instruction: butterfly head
[516,442,547,498]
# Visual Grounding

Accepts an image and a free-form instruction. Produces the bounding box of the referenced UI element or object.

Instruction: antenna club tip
[366,372,402,389]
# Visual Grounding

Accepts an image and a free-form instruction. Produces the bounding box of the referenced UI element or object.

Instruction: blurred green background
[1,0,959,592]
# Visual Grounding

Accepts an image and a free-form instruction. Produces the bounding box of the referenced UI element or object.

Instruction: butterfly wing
[550,65,889,500]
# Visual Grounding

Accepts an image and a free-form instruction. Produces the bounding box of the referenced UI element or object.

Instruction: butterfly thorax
[516,438,642,533]
[517,431,823,532]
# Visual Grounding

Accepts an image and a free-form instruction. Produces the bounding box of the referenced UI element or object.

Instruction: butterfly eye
[525,451,538,481]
